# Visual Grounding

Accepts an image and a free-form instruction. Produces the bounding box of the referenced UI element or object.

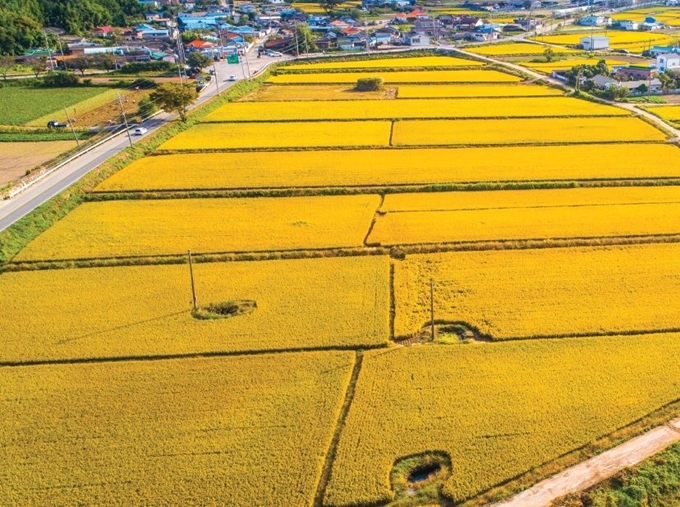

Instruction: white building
[580,35,609,50]
[657,52,680,71]
[618,20,639,30]
[579,15,607,26]
[404,31,430,46]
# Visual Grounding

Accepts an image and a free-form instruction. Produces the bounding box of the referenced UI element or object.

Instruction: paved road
[492,417,680,507]
[0,48,282,234]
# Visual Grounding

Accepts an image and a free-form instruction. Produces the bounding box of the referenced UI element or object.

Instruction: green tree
[137,95,159,119]
[30,56,47,77]
[0,9,42,56]
[320,0,344,13]
[0,55,15,80]
[70,55,93,76]
[187,51,213,71]
[93,52,117,70]
[543,47,554,62]
[294,23,318,54]
[604,84,630,101]
[149,82,198,121]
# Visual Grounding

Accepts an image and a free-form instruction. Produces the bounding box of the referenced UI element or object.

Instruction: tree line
[0,0,144,55]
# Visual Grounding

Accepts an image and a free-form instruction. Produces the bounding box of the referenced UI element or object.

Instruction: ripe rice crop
[283,56,483,70]
[0,256,390,362]
[645,105,680,126]
[391,117,666,146]
[15,195,380,261]
[95,144,680,192]
[396,84,564,98]
[291,1,359,12]
[393,243,680,339]
[467,42,582,55]
[520,58,629,72]
[158,121,391,150]
[369,186,680,246]
[267,69,521,84]
[1,351,354,505]
[204,97,626,122]
[532,30,676,51]
[324,335,680,504]
[242,84,391,101]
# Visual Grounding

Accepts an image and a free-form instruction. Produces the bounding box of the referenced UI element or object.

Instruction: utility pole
[188,250,198,311]
[217,22,225,60]
[42,31,54,70]
[62,108,79,147]
[212,60,220,94]
[176,36,185,84]
[56,34,67,70]
[243,47,251,78]
[430,278,435,342]
[239,53,248,79]
[294,22,300,57]
[117,94,133,148]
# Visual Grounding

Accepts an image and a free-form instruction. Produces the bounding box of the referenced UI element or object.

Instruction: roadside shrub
[355,77,383,91]
[41,72,80,87]
[122,61,173,74]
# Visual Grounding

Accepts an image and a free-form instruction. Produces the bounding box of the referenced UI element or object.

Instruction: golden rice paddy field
[368,186,680,246]
[467,42,583,55]
[242,84,392,101]
[283,56,483,71]
[395,83,563,98]
[645,105,680,126]
[1,351,354,505]
[159,120,391,150]
[391,116,665,146]
[520,58,630,72]
[532,30,678,52]
[0,256,389,362]
[5,52,680,507]
[324,335,680,505]
[393,243,680,339]
[95,143,680,192]
[291,1,359,12]
[268,69,522,84]
[204,97,626,122]
[14,195,379,261]
[610,7,680,25]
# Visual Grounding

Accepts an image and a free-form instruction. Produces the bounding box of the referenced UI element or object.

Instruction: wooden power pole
[430,278,435,342]
[188,250,198,311]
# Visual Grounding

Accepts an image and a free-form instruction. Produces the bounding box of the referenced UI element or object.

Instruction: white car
[227,75,237,81]
[265,50,283,57]
[133,127,148,135]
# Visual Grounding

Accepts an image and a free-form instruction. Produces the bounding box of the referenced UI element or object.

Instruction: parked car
[265,50,283,57]
[133,127,148,135]
[227,75,237,81]
[46,120,68,128]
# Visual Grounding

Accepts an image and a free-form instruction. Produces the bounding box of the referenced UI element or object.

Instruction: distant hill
[0,0,144,55]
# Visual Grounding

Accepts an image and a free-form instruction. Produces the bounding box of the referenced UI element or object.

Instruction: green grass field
[0,86,109,126]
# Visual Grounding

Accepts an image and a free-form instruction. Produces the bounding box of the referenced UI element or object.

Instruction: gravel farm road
[492,417,680,507]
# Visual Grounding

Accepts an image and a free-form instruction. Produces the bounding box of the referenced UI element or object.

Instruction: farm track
[492,417,680,507]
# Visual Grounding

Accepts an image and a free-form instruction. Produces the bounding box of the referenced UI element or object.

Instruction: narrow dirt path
[491,417,680,507]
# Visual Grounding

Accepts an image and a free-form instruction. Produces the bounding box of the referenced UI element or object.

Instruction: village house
[404,31,430,46]
[615,65,656,81]
[657,52,680,71]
